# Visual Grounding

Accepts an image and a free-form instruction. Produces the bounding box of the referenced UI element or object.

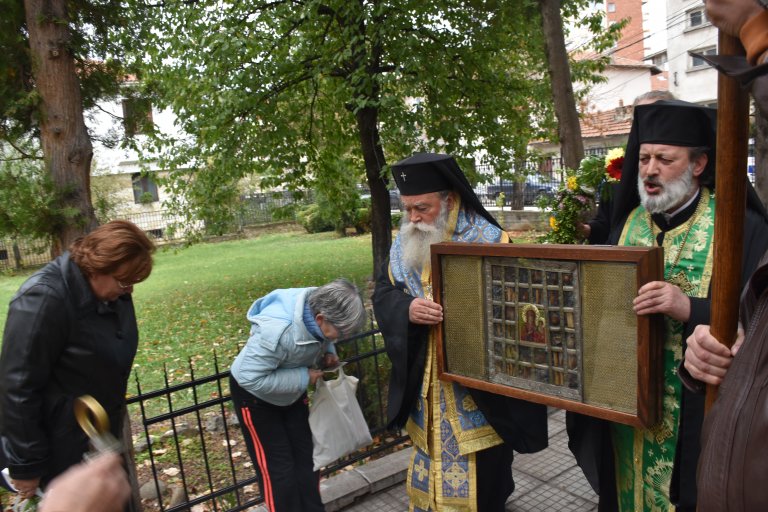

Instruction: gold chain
[646,188,710,280]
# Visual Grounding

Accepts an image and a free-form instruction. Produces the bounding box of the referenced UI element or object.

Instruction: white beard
[399,203,450,272]
[637,162,696,214]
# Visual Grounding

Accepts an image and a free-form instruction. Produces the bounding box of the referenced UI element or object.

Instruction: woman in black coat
[0,220,155,501]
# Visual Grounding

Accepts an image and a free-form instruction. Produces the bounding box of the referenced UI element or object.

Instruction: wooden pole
[705,32,751,412]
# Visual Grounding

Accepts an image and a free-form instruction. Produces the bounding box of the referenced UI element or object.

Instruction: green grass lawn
[0,230,375,392]
[0,227,539,393]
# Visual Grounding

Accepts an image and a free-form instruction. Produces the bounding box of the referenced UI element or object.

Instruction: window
[607,3,616,13]
[651,52,667,66]
[690,47,717,69]
[122,98,154,137]
[132,173,159,204]
[687,8,708,29]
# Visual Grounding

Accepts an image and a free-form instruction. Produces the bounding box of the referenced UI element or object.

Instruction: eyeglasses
[114,277,134,289]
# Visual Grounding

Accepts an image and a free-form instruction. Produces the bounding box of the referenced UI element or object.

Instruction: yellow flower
[549,216,558,231]
[566,176,578,191]
[606,147,625,162]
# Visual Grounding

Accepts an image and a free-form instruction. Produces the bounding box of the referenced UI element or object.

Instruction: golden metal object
[74,395,110,439]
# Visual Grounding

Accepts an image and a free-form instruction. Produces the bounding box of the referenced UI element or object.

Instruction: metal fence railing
[0,192,305,271]
[0,237,52,271]
[125,325,408,512]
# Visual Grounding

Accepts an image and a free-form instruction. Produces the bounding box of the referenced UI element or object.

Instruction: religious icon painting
[519,304,546,344]
[475,257,584,401]
[434,242,664,428]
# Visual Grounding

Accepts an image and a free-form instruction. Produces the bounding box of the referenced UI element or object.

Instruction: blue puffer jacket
[230,287,334,406]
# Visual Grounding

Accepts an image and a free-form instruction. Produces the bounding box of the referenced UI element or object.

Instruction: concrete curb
[321,449,411,511]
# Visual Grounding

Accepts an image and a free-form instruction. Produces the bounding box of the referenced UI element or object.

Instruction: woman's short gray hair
[308,278,367,338]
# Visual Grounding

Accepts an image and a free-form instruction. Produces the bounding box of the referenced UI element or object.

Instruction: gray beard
[399,204,450,272]
[637,163,696,214]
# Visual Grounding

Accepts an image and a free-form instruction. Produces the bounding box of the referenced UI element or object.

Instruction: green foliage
[297,204,335,233]
[0,141,71,241]
[90,176,123,223]
[538,149,622,244]
[122,0,621,241]
[537,172,594,244]
[0,0,130,142]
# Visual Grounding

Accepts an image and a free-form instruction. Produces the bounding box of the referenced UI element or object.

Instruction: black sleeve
[587,194,614,245]
[371,258,428,428]
[0,283,69,480]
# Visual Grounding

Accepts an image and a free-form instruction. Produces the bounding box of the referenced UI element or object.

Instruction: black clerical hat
[634,101,716,149]
[390,152,501,229]
[610,99,767,226]
[611,100,717,227]
[391,153,453,195]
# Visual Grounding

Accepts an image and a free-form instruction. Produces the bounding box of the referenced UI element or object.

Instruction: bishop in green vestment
[567,101,768,512]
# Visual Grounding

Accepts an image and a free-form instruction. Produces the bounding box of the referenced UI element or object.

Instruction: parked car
[485,176,556,206]
[359,188,401,210]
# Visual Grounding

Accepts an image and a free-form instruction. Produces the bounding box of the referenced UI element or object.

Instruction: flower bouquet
[538,148,624,244]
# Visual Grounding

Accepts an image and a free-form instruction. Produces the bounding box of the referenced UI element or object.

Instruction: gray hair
[308,278,367,338]
[687,146,709,163]
[632,90,676,107]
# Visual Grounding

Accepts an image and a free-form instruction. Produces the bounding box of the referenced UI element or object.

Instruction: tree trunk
[24,0,98,254]
[356,106,391,275]
[540,0,584,171]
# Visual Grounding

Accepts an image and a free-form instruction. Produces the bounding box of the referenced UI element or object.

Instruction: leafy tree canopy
[0,0,132,144]
[126,0,620,236]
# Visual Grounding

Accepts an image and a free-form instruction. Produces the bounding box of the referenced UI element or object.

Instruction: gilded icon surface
[486,258,581,400]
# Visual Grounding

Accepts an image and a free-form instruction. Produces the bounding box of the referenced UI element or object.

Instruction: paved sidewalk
[322,408,598,512]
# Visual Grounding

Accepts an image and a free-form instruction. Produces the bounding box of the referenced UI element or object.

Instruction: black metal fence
[125,326,408,512]
[0,237,52,271]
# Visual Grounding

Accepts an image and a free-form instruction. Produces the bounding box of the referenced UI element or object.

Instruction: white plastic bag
[308,368,372,470]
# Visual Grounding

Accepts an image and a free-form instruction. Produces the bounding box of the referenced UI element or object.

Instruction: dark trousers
[230,376,324,512]
[477,442,515,511]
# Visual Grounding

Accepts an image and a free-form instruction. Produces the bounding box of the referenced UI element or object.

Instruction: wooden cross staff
[706,31,751,412]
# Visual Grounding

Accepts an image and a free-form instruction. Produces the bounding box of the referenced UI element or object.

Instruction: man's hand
[38,452,130,512]
[684,324,745,385]
[409,298,443,325]
[10,476,40,500]
[704,0,763,37]
[633,281,690,322]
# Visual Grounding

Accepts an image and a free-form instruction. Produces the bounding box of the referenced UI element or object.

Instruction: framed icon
[431,242,664,428]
